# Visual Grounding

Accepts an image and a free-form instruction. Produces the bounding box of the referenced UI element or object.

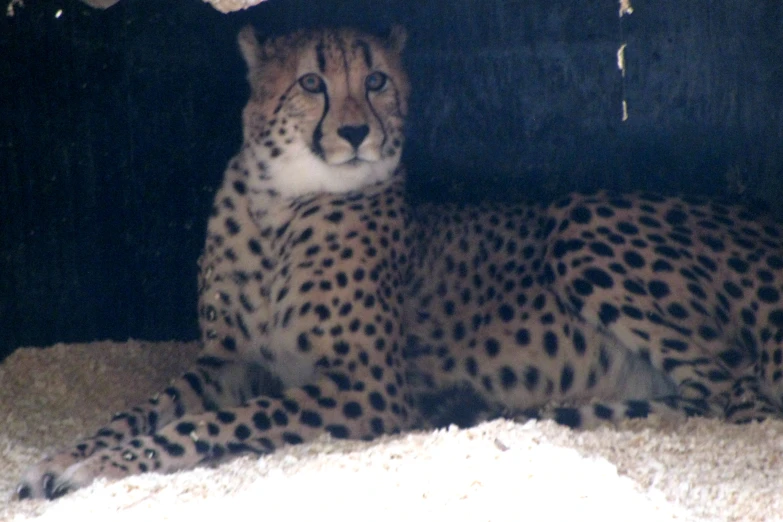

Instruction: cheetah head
[238,25,409,199]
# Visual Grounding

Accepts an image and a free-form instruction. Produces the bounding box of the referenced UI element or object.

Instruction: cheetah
[17,24,411,500]
[16,24,783,500]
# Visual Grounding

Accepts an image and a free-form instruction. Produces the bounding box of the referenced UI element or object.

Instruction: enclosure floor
[1,341,781,521]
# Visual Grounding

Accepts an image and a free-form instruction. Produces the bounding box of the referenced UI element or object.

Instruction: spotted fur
[17,24,783,501]
[407,193,783,428]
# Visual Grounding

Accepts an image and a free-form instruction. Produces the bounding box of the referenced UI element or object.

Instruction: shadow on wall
[0,0,781,358]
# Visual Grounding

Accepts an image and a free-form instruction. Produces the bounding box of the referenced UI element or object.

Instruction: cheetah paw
[16,453,81,501]
[16,451,130,500]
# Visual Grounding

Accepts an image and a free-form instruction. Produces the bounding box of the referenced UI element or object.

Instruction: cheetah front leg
[16,357,268,500]
[37,377,412,498]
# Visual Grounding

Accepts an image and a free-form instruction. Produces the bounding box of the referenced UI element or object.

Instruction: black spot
[160,439,185,457]
[368,392,387,412]
[485,338,501,357]
[175,421,196,436]
[654,245,680,259]
[465,357,478,377]
[326,425,350,439]
[572,330,587,355]
[297,333,311,352]
[667,302,689,319]
[648,280,670,299]
[552,240,569,258]
[596,206,615,218]
[314,304,331,320]
[234,424,251,440]
[365,417,383,435]
[699,235,725,252]
[573,279,594,296]
[769,310,783,327]
[623,251,645,268]
[272,409,289,426]
[338,303,352,316]
[553,408,581,428]
[727,257,749,274]
[593,404,613,420]
[583,268,613,288]
[523,367,540,391]
[324,211,344,223]
[282,399,300,414]
[217,411,237,424]
[723,281,743,298]
[639,216,662,228]
[500,367,518,389]
[758,270,774,282]
[224,218,240,235]
[570,206,592,224]
[767,255,783,270]
[598,303,620,325]
[758,286,780,303]
[300,410,323,427]
[560,365,574,393]
[617,222,639,235]
[282,432,304,445]
[652,259,674,272]
[664,208,688,226]
[248,239,262,255]
[318,396,338,408]
[515,328,530,346]
[343,402,363,419]
[543,331,559,357]
[446,321,465,343]
[698,325,719,341]
[687,283,707,299]
[623,279,647,295]
[293,227,313,245]
[625,400,652,419]
[621,305,643,320]
[669,232,692,246]
[498,303,514,322]
[252,412,272,430]
[662,338,689,352]
[589,242,614,257]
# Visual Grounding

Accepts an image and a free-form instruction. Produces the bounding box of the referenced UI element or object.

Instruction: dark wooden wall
[1,0,781,359]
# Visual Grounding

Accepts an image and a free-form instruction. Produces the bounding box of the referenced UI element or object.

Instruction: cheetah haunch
[17,24,783,500]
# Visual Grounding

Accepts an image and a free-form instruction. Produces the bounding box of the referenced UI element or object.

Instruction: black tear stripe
[311,88,330,159]
[354,39,373,69]
[364,86,386,149]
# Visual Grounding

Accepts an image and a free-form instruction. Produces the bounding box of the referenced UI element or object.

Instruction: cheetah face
[238,26,409,198]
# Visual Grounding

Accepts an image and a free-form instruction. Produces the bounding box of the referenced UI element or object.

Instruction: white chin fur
[265,142,398,199]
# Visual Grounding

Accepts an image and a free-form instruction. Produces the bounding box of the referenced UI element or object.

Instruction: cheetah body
[17,25,783,500]
[407,195,783,427]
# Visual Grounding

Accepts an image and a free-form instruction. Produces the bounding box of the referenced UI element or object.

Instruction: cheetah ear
[238,25,262,74]
[387,25,407,53]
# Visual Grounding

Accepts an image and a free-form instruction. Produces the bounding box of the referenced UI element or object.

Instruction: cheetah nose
[337,124,369,150]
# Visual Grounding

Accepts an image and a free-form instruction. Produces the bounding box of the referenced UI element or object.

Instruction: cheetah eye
[365,71,388,92]
[299,73,325,93]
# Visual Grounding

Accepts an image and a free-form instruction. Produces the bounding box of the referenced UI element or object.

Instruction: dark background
[1,0,782,360]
